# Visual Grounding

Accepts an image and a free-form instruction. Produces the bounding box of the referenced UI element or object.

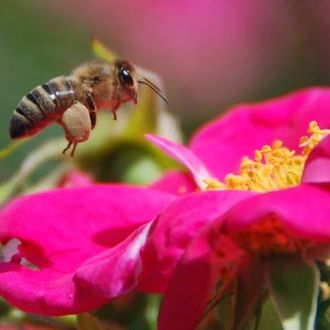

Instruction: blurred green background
[0,1,92,179]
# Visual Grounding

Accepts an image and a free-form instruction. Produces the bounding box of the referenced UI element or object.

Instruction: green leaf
[266,256,320,330]
[258,297,283,330]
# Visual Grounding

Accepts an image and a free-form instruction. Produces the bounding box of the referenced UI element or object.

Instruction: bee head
[116,60,169,105]
[116,60,138,104]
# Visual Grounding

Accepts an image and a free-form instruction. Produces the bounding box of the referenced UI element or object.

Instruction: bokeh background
[1,0,330,178]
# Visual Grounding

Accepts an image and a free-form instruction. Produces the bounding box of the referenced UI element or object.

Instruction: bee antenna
[140,77,162,93]
[138,78,169,104]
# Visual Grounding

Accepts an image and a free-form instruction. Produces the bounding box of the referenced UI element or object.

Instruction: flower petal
[145,134,212,190]
[303,134,330,183]
[0,185,174,315]
[75,222,153,298]
[223,183,330,241]
[139,189,255,291]
[158,230,243,330]
[158,235,217,330]
[0,264,107,315]
[150,170,197,195]
[190,88,330,179]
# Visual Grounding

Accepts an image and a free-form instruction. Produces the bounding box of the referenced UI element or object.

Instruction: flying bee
[9,59,168,156]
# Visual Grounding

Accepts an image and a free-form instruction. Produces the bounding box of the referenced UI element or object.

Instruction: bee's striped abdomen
[10,77,77,139]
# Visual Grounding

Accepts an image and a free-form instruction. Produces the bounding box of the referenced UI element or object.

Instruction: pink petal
[158,231,243,330]
[145,134,213,190]
[0,185,174,315]
[190,88,330,180]
[158,235,217,330]
[75,222,153,298]
[0,264,107,315]
[223,183,330,241]
[139,189,255,292]
[302,135,330,183]
[150,170,197,195]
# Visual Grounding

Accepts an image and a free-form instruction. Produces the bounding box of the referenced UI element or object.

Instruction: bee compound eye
[119,67,134,86]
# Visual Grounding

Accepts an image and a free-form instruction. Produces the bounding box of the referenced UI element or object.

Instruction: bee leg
[59,102,92,157]
[62,142,72,155]
[112,111,117,121]
[89,109,97,129]
[86,94,97,129]
[70,144,78,157]
[111,100,119,121]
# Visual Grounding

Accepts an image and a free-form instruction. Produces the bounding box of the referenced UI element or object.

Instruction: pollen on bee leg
[60,102,92,156]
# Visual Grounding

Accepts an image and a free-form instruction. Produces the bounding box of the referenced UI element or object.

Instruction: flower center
[231,214,308,257]
[204,121,329,193]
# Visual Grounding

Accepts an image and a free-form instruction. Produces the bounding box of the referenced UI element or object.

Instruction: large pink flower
[0,184,174,315]
[75,88,330,296]
[138,88,330,328]
[74,89,330,310]
[2,87,330,328]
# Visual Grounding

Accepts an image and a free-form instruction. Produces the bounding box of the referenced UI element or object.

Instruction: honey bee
[9,59,168,156]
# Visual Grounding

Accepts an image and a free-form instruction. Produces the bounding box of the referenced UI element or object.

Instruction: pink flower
[139,88,330,329]
[0,184,174,315]
[2,87,330,328]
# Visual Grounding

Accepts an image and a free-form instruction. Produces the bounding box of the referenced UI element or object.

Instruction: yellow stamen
[300,121,330,156]
[203,178,225,190]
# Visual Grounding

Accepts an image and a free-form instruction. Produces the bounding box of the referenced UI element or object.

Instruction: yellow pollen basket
[204,121,329,193]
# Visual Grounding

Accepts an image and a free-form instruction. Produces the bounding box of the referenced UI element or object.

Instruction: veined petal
[190,88,330,180]
[223,183,330,241]
[0,184,174,315]
[145,134,213,190]
[139,189,255,291]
